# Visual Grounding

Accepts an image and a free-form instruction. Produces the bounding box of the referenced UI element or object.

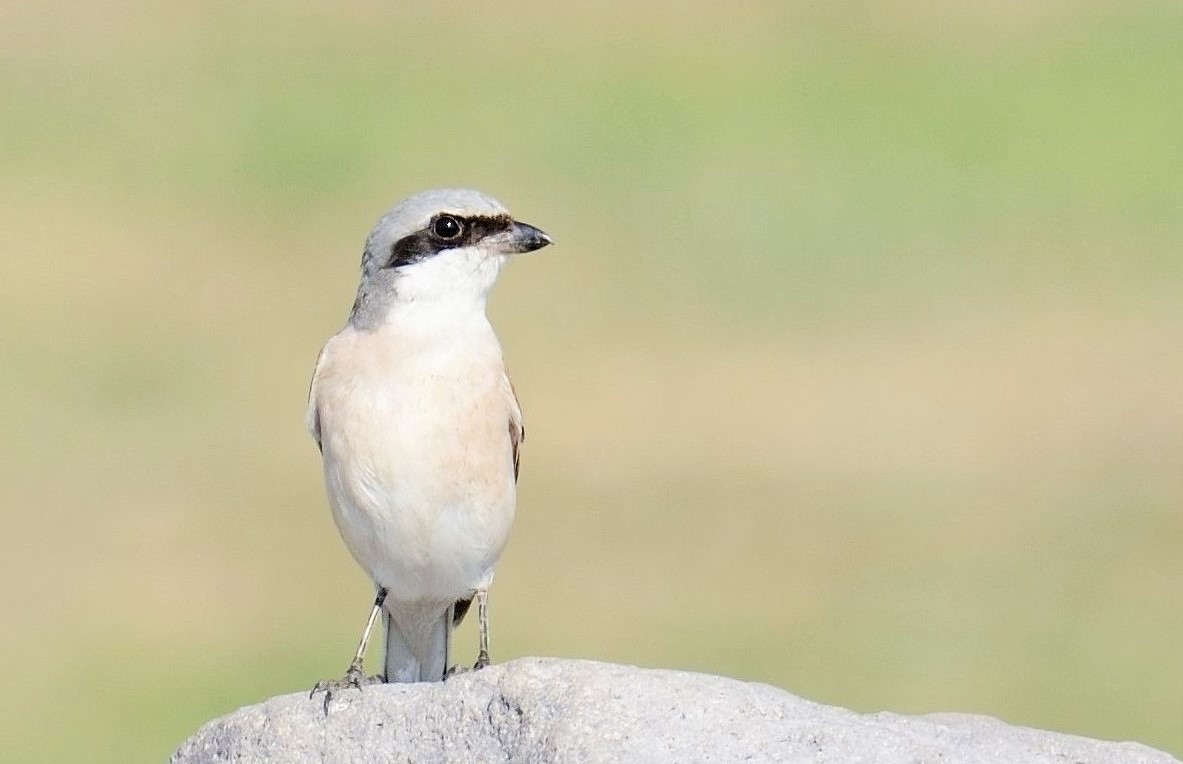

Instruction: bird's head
[351,188,551,327]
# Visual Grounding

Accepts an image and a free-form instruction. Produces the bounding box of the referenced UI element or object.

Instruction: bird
[305,188,551,706]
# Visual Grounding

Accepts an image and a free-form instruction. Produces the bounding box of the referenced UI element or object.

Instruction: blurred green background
[2,1,1180,760]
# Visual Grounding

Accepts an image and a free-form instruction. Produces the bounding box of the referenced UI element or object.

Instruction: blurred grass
[1,0,1180,760]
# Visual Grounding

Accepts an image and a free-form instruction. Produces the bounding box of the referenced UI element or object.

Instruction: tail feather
[383,601,454,682]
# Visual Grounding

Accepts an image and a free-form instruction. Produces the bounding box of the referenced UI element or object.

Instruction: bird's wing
[305,342,330,452]
[451,372,523,631]
[506,373,525,482]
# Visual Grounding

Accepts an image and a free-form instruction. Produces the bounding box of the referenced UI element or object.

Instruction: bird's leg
[442,589,492,679]
[345,588,387,679]
[310,587,388,713]
[474,589,491,670]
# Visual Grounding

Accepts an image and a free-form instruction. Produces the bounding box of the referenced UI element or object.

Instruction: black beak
[508,221,553,253]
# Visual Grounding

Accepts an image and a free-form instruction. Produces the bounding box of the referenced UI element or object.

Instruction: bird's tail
[383,601,454,682]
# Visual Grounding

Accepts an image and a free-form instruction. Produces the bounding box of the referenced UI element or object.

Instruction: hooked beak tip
[510,221,553,254]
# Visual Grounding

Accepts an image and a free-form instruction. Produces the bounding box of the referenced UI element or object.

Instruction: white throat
[351,248,508,331]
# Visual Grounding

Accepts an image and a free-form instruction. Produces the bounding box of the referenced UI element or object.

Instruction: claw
[443,652,490,682]
[309,661,382,714]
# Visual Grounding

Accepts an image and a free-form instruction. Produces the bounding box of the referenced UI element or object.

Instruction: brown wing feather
[510,419,523,481]
[305,344,329,452]
[507,376,525,482]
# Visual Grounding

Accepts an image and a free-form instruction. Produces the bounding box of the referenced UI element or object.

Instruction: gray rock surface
[172,657,1178,764]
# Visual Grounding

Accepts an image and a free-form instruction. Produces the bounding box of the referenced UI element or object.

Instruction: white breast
[310,315,519,603]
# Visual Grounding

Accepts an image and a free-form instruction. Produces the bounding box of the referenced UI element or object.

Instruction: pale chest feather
[312,327,518,505]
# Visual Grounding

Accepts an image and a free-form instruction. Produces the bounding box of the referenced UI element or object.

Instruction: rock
[172,657,1178,764]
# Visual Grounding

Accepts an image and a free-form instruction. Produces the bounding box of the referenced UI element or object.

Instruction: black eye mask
[386,214,515,269]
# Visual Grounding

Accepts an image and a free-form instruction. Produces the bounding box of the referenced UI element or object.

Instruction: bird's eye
[432,215,463,241]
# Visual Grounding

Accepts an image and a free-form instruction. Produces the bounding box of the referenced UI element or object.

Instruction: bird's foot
[309,660,383,714]
[444,651,491,680]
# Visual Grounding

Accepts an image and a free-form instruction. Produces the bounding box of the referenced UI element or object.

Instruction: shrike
[306,188,550,704]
